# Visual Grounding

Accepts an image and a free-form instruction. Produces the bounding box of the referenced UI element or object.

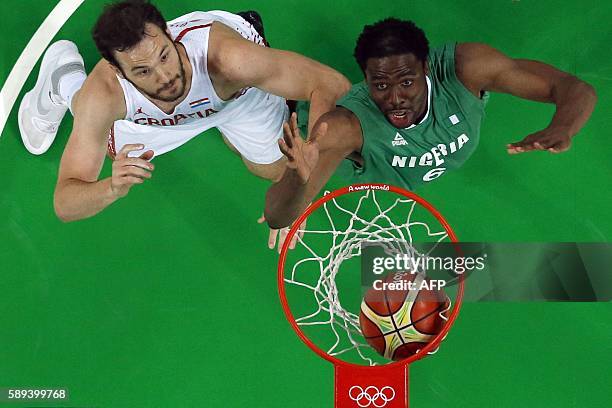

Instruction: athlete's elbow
[332,73,351,99]
[53,196,72,223]
[53,186,77,223]
[583,81,597,106]
[54,201,71,223]
[558,76,597,107]
[318,71,350,101]
[572,80,598,117]
[568,74,597,99]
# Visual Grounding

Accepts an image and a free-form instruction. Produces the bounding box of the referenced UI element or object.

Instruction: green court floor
[1,0,610,407]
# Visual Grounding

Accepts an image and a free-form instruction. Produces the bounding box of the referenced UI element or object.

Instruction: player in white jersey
[18,1,349,223]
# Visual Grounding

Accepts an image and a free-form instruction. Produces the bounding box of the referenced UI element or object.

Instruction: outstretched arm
[455,43,597,153]
[264,108,362,229]
[54,69,154,222]
[212,24,351,134]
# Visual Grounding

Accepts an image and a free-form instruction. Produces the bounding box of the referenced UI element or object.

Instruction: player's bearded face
[365,54,429,129]
[116,25,187,103]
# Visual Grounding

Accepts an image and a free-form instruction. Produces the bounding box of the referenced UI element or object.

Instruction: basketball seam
[363,301,448,339]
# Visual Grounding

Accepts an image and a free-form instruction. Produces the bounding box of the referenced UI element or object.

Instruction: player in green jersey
[264,18,597,229]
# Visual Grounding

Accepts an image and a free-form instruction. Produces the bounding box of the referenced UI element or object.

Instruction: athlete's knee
[70,89,82,112]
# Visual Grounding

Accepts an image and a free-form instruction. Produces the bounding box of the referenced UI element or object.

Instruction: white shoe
[18,40,84,155]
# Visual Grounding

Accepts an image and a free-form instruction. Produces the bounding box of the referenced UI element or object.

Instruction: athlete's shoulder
[337,82,378,116]
[170,10,251,45]
[454,42,511,74]
[426,42,458,81]
[208,19,244,48]
[337,82,385,129]
[207,20,270,88]
[454,42,505,95]
[454,42,499,60]
[427,42,490,98]
[429,43,457,60]
[339,81,370,103]
[167,11,216,41]
[72,60,125,120]
[316,106,363,154]
[429,42,497,66]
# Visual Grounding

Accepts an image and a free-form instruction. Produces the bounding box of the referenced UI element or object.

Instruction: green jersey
[337,43,487,190]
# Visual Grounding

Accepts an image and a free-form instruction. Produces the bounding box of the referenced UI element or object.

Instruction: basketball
[359,271,450,361]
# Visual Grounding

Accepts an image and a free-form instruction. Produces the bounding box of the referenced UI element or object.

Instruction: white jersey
[109,11,288,164]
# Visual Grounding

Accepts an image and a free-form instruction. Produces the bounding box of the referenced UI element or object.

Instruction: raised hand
[278,112,326,184]
[507,127,572,154]
[111,144,155,198]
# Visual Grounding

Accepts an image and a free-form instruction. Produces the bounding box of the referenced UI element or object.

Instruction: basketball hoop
[278,184,465,407]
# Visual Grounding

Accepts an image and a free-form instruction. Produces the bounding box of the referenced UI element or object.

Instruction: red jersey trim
[107,124,116,159]
[175,23,212,42]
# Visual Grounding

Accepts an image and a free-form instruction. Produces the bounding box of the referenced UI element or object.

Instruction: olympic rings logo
[348,385,396,407]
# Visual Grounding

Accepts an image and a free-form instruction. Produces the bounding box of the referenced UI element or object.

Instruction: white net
[285,188,452,366]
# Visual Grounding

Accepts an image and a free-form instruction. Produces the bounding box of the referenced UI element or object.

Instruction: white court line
[0,0,84,137]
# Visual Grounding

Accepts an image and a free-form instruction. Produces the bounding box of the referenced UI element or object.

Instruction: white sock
[58,71,86,114]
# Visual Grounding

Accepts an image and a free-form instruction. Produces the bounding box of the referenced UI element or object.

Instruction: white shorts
[108,88,288,165]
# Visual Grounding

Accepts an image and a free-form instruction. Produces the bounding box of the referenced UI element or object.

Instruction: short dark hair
[354,18,429,72]
[92,0,167,67]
